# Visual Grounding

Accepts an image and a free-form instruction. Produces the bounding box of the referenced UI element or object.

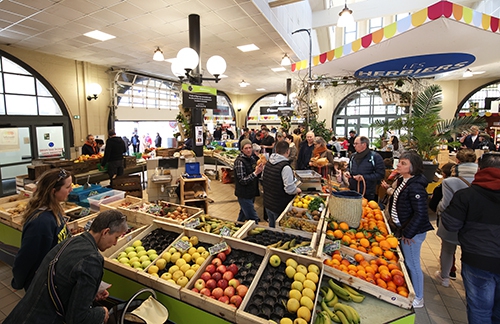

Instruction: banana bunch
[268,238,311,250]
[316,280,365,324]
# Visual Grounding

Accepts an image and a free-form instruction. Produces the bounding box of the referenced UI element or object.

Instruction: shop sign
[260,105,293,116]
[182,84,217,109]
[355,53,475,78]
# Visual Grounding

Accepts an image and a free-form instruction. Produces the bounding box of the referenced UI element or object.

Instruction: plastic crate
[185,162,200,175]
[68,185,109,202]
[88,190,126,211]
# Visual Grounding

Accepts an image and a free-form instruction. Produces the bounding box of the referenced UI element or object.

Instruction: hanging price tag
[293,246,313,255]
[323,241,340,254]
[172,240,191,252]
[83,219,94,231]
[209,242,228,255]
[220,226,231,237]
[185,218,201,229]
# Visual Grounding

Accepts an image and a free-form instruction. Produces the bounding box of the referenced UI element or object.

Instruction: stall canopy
[292,0,500,80]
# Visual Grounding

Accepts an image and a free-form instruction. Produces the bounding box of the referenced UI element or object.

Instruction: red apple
[194,278,206,291]
[230,295,243,308]
[205,264,216,275]
[218,295,230,304]
[200,272,211,282]
[212,287,224,299]
[212,258,222,267]
[236,285,248,297]
[191,287,199,293]
[217,252,226,262]
[217,265,227,274]
[224,286,235,298]
[228,303,237,308]
[209,295,216,299]
[224,246,232,255]
[228,278,240,289]
[211,272,222,282]
[217,279,228,290]
[206,279,217,290]
[227,264,238,276]
[222,271,234,281]
[200,288,211,297]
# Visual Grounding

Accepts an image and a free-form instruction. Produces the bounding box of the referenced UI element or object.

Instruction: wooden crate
[86,158,101,171]
[182,214,247,238]
[66,212,99,236]
[111,175,142,191]
[180,236,268,323]
[100,195,143,213]
[71,161,90,174]
[276,198,326,233]
[316,233,415,309]
[44,159,74,169]
[27,164,51,180]
[124,201,202,226]
[238,222,318,256]
[236,248,324,324]
[0,199,30,227]
[156,148,177,157]
[0,192,31,205]
[124,156,137,168]
[15,175,29,187]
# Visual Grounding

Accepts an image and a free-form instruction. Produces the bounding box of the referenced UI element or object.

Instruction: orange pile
[326,199,399,261]
[323,251,410,298]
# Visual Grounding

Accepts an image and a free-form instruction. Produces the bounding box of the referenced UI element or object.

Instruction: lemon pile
[292,195,315,209]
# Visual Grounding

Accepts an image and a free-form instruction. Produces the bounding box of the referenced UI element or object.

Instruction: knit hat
[240,139,252,150]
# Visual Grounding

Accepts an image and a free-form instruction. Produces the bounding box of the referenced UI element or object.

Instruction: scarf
[353,148,370,165]
[312,145,327,158]
[472,167,500,190]
[84,141,98,154]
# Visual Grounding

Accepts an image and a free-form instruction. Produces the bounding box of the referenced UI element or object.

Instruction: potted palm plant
[373,84,484,181]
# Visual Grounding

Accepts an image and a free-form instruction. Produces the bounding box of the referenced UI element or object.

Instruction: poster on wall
[36,126,64,158]
[195,126,203,146]
[0,128,20,152]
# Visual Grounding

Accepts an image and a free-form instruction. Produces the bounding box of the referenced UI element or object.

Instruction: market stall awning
[292,0,500,80]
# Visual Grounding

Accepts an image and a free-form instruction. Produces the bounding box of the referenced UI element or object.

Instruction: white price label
[209,242,228,255]
[220,226,231,237]
[323,241,340,254]
[83,219,94,231]
[172,240,191,252]
[185,218,201,229]
[293,246,313,255]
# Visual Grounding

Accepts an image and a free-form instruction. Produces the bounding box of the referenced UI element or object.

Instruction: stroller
[106,288,169,324]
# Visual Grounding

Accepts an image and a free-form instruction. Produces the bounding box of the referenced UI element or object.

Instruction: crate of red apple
[180,236,266,323]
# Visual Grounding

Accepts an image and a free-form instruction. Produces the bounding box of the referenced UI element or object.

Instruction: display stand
[179,174,209,213]
[72,162,147,189]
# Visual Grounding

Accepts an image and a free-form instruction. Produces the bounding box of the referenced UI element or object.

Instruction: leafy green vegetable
[308,196,324,212]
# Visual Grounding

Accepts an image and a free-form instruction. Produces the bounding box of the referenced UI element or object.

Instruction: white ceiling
[0,0,494,95]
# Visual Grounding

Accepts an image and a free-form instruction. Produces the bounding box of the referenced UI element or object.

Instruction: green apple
[124,246,135,254]
[129,257,140,264]
[127,251,137,259]
[147,249,157,256]
[119,257,129,264]
[149,254,158,261]
[135,246,145,252]
[141,260,151,268]
[160,272,172,281]
[269,254,281,267]
[132,240,142,248]
[139,255,150,263]
[132,261,142,269]
[137,250,147,258]
[117,252,127,259]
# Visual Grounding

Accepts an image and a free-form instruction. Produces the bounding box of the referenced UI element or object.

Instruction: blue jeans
[237,197,259,224]
[266,209,280,228]
[462,262,500,324]
[400,232,426,299]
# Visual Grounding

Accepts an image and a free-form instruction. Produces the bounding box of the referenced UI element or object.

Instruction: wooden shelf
[179,174,208,213]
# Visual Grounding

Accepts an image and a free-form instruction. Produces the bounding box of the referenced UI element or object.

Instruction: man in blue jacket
[346,136,385,201]
[442,152,500,324]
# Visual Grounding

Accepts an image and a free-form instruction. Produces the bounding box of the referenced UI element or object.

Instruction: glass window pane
[0,94,4,114]
[4,74,36,95]
[5,94,37,115]
[360,106,370,115]
[373,105,385,115]
[0,76,3,93]
[387,105,397,114]
[2,57,30,75]
[36,80,52,96]
[38,97,62,115]
[360,117,371,125]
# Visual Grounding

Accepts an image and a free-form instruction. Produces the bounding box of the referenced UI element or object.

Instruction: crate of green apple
[104,222,184,277]
[180,236,267,323]
[237,248,323,324]
[140,228,226,298]
[238,223,318,255]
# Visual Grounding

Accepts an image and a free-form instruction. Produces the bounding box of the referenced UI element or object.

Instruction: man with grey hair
[460,125,481,149]
[5,210,128,324]
[296,131,315,170]
[346,136,385,201]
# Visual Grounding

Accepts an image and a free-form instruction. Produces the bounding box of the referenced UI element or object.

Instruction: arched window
[333,88,404,143]
[457,80,500,116]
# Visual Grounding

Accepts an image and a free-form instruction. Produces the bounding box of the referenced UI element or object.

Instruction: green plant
[373,84,485,161]
[307,117,333,143]
[176,112,191,138]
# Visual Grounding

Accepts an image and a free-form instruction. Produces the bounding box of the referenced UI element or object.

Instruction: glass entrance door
[0,127,32,196]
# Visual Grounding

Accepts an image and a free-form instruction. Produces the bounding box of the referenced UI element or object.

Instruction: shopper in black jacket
[296,131,315,170]
[102,129,126,186]
[442,152,500,324]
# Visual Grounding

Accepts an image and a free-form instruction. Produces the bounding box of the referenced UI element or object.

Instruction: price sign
[83,219,94,231]
[79,208,91,217]
[345,255,357,265]
[293,246,313,255]
[220,226,231,237]
[172,240,191,253]
[88,190,99,197]
[209,242,228,255]
[149,206,162,214]
[323,241,340,254]
[185,218,201,229]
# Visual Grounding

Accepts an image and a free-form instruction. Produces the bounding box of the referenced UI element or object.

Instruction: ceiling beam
[269,0,304,8]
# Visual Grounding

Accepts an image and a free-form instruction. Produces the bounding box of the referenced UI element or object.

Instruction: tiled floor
[0,175,467,323]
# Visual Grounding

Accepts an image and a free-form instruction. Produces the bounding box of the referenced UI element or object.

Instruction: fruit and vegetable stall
[0,193,415,324]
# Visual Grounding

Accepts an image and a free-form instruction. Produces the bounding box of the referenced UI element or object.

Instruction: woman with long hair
[383,150,434,308]
[11,168,73,291]
[309,136,335,178]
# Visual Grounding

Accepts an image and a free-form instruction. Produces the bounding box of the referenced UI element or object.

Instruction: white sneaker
[434,270,450,287]
[413,297,424,308]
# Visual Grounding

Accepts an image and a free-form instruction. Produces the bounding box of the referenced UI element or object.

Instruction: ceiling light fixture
[463,69,473,78]
[237,44,259,52]
[83,30,115,41]
[281,53,291,66]
[153,47,164,61]
[239,80,249,87]
[337,0,355,28]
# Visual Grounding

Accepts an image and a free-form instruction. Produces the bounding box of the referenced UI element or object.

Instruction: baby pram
[107,288,169,324]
